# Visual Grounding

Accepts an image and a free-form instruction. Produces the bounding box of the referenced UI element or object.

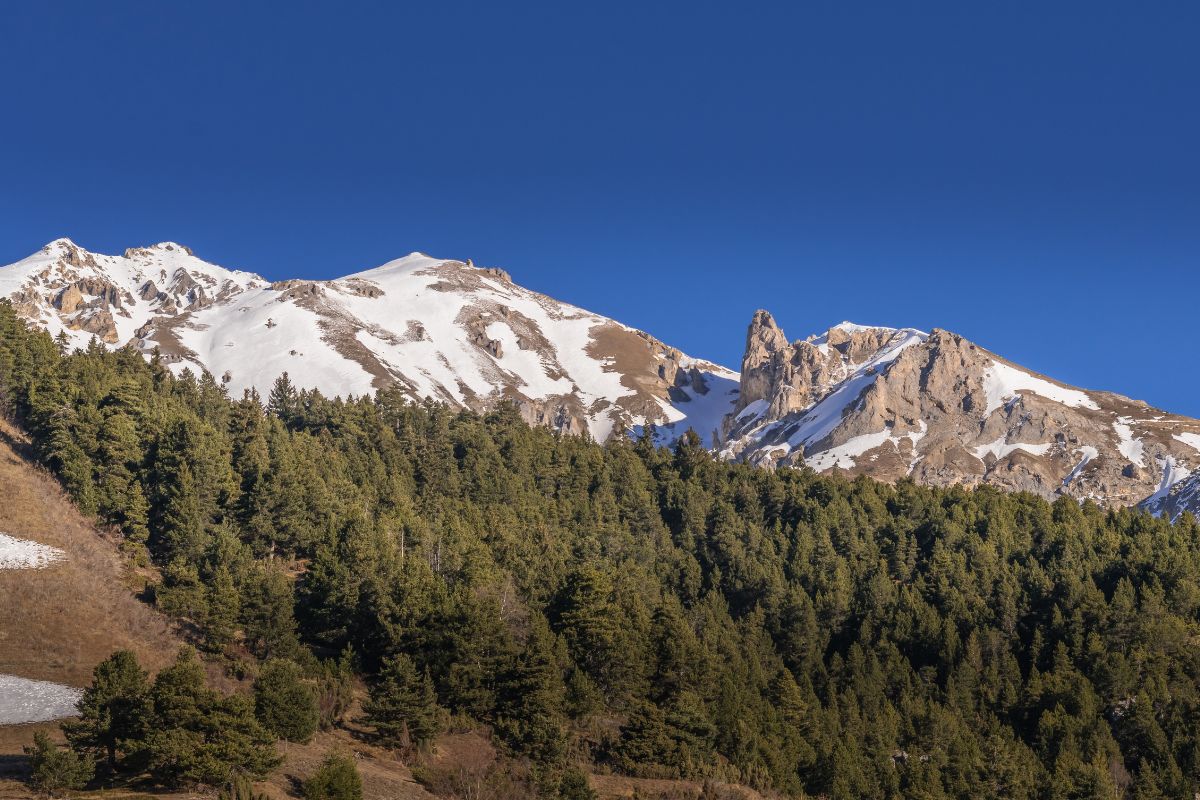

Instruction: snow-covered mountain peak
[830,320,895,334]
[1,240,738,447]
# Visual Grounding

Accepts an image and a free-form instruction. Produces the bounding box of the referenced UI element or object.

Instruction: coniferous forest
[5,299,1200,799]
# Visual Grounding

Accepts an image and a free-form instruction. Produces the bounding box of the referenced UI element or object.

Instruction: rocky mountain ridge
[0,239,737,446]
[3,238,1198,518]
[722,311,1200,517]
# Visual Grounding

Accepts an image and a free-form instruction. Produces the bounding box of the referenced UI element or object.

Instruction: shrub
[24,731,94,796]
[303,751,363,800]
[254,658,318,743]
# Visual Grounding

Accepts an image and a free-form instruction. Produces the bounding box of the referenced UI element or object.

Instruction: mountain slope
[722,311,1200,515]
[0,239,737,445]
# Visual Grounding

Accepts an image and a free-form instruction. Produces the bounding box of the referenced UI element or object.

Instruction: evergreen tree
[254,658,319,743]
[24,731,95,796]
[62,649,151,774]
[202,563,241,653]
[363,654,443,750]
[494,614,567,762]
[145,648,280,787]
[559,766,597,800]
[241,565,301,660]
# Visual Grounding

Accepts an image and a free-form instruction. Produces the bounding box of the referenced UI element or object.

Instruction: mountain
[0,239,737,446]
[4,239,1199,519]
[721,311,1200,517]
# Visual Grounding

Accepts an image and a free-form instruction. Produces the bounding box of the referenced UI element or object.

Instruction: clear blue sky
[3,2,1198,414]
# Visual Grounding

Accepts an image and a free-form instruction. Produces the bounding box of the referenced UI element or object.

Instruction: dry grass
[257,727,436,800]
[590,773,771,799]
[0,419,182,687]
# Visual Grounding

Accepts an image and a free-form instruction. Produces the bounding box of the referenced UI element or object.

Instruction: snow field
[0,675,83,725]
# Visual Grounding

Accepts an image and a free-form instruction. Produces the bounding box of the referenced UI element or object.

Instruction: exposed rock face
[736,311,912,421]
[0,239,738,448]
[722,314,1200,517]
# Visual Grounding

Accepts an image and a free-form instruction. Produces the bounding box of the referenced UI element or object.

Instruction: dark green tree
[24,731,95,796]
[62,649,151,774]
[253,659,319,743]
[363,654,443,750]
[144,648,280,787]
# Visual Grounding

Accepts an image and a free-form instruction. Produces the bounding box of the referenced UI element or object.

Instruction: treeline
[4,300,1200,799]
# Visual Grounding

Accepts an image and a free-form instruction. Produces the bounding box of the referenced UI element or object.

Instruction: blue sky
[2,2,1198,414]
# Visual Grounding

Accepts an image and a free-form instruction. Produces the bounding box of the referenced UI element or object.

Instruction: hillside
[0,417,183,791]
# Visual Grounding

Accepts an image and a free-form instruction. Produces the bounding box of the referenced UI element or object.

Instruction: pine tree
[254,659,319,743]
[62,650,151,775]
[145,648,281,787]
[494,614,567,762]
[559,766,597,800]
[202,564,241,653]
[241,566,301,660]
[267,372,298,425]
[554,565,623,696]
[363,654,443,750]
[24,731,95,795]
[158,460,208,563]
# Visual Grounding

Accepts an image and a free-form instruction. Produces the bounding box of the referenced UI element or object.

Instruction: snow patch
[1174,432,1200,452]
[735,399,769,422]
[654,370,741,449]
[1114,418,1145,466]
[1063,446,1099,486]
[973,437,1054,461]
[0,533,65,570]
[0,674,82,724]
[981,360,1099,416]
[805,420,928,473]
[1145,456,1194,509]
[831,321,894,334]
[806,428,894,472]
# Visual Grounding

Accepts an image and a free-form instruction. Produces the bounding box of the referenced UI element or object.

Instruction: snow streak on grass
[0,674,82,724]
[0,532,65,569]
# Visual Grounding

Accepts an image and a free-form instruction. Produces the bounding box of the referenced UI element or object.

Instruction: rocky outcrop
[66,307,119,343]
[736,311,911,421]
[722,313,1200,516]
